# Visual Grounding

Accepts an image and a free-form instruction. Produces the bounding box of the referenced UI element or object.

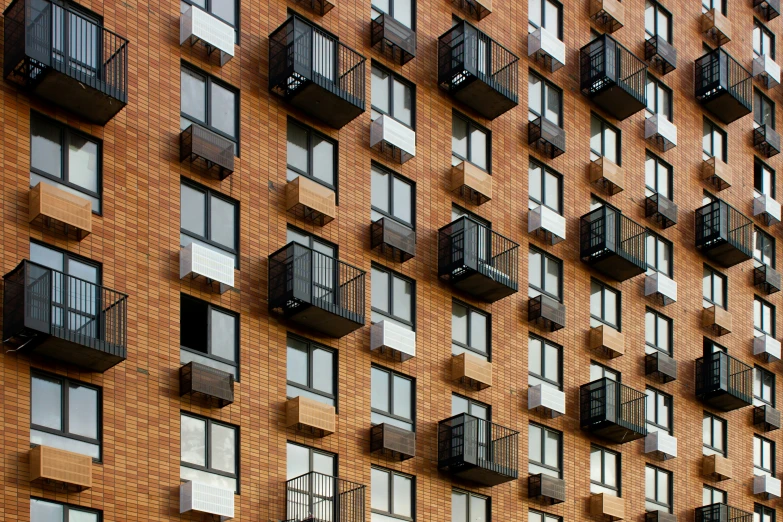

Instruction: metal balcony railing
[370,14,416,66]
[285,471,365,522]
[696,351,753,411]
[580,378,647,443]
[695,503,753,522]
[754,264,781,294]
[528,116,566,159]
[180,124,235,179]
[528,294,566,332]
[695,48,752,124]
[645,193,678,229]
[644,35,677,75]
[580,206,646,281]
[695,199,753,267]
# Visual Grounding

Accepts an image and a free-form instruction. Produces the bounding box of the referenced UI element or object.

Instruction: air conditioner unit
[528,384,565,418]
[371,320,416,361]
[180,480,234,519]
[180,243,234,294]
[180,5,235,66]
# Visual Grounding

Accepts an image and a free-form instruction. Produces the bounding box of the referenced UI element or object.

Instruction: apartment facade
[1,0,782,520]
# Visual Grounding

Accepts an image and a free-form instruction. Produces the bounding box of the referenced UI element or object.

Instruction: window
[529,424,562,478]
[754,366,775,407]
[181,65,238,151]
[754,296,775,336]
[371,467,414,522]
[371,0,413,29]
[372,65,414,128]
[754,435,775,477]
[529,160,562,213]
[286,442,336,479]
[702,0,726,14]
[181,0,237,29]
[590,446,620,496]
[646,231,672,277]
[590,279,620,329]
[590,114,620,164]
[287,335,336,406]
[452,394,489,419]
[645,76,672,121]
[703,265,727,309]
[754,19,775,58]
[529,511,561,522]
[754,228,775,267]
[754,90,775,129]
[528,0,562,38]
[452,113,490,171]
[590,361,619,382]
[703,190,717,206]
[703,119,727,162]
[452,204,490,227]
[645,309,672,356]
[181,413,238,491]
[452,301,490,360]
[30,113,102,213]
[645,387,673,434]
[755,159,775,198]
[371,164,414,227]
[528,73,563,126]
[287,120,337,189]
[704,337,727,354]
[703,412,727,457]
[31,373,101,460]
[287,226,336,255]
[181,180,238,266]
[451,490,488,522]
[756,504,775,522]
[180,294,238,378]
[645,152,673,200]
[529,336,562,390]
[372,265,415,329]
[703,485,726,505]
[529,248,562,301]
[646,466,672,513]
[645,1,672,42]
[31,499,100,522]
[371,366,414,430]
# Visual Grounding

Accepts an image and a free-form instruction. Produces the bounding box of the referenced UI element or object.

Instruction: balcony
[180,481,234,519]
[754,474,781,500]
[754,264,781,295]
[644,36,677,75]
[370,423,415,461]
[644,431,677,461]
[180,124,235,180]
[452,352,492,390]
[696,504,752,522]
[528,473,565,505]
[644,116,677,153]
[701,9,731,46]
[695,49,752,125]
[580,378,646,443]
[371,14,416,66]
[702,157,731,191]
[753,125,781,159]
[268,242,365,338]
[703,455,732,481]
[179,361,234,407]
[589,0,624,33]
[370,320,416,362]
[370,115,416,164]
[580,206,647,282]
[30,445,92,491]
[695,200,753,268]
[180,5,235,66]
[590,493,624,521]
[528,384,566,418]
[180,243,234,294]
[452,0,492,21]
[580,34,647,120]
[437,413,518,486]
[370,218,416,263]
[286,472,365,522]
[3,0,128,124]
[28,182,92,240]
[753,334,780,363]
[286,176,336,226]
[645,351,677,384]
[696,351,752,411]
[754,404,781,432]
[528,295,565,332]
[285,396,336,437]
[269,15,366,129]
[451,161,492,205]
[647,511,677,522]
[528,116,566,159]
[702,306,732,336]
[528,27,565,73]
[754,0,780,21]
[528,205,566,245]
[754,193,782,226]
[590,157,624,195]
[753,54,780,89]
[3,260,127,372]
[645,193,677,230]
[438,217,519,303]
[438,21,519,120]
[644,272,677,307]
[292,0,335,16]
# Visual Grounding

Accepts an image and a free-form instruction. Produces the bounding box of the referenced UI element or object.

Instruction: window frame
[527,0,563,39]
[702,0,727,13]
[180,293,240,375]
[287,225,338,254]
[528,510,562,522]
[286,334,337,408]
[590,445,621,496]
[371,162,415,229]
[371,0,415,29]
[755,227,776,268]
[703,412,728,457]
[591,361,620,382]
[286,118,339,193]
[645,0,673,43]
[529,423,563,479]
[452,111,491,173]
[754,365,776,407]
[181,62,240,150]
[371,63,416,129]
[180,178,240,264]
[590,279,621,330]
[371,365,416,431]
[754,434,776,476]
[645,386,673,434]
[452,393,491,420]
[451,489,489,521]
[755,295,776,336]
[180,412,240,489]
[590,114,622,165]
[755,503,776,522]
[528,72,563,127]
[451,300,491,360]
[646,230,673,277]
[645,75,673,121]
[286,441,337,479]
[646,465,673,513]
[754,18,775,59]
[703,118,728,162]
[645,308,673,356]
[754,89,776,129]
[529,334,563,390]
[30,498,102,522]
[703,484,726,505]
[370,467,415,522]
[755,158,776,198]
[30,240,102,282]
[372,264,416,329]
[645,151,673,200]
[703,265,728,309]
[529,247,563,302]
[529,159,564,215]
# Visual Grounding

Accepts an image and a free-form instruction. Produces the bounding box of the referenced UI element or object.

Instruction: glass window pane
[452,302,468,345]
[529,76,542,115]
[392,276,412,322]
[657,470,669,503]
[68,134,99,193]
[68,384,98,439]
[372,368,390,412]
[544,0,559,33]
[545,86,560,124]
[544,344,559,382]
[529,337,542,375]
[181,68,206,121]
[471,311,487,352]
[31,119,63,178]
[544,258,560,297]
[210,308,236,361]
[286,442,309,479]
[452,491,467,522]
[212,0,235,24]
[393,474,412,517]
[452,118,468,159]
[529,424,542,462]
[210,423,236,473]
[452,394,469,415]
[31,499,64,522]
[181,184,206,236]
[287,123,309,174]
[543,171,560,212]
[372,67,390,114]
[604,452,617,486]
[210,82,236,138]
[32,376,62,430]
[714,419,724,450]
[714,274,724,307]
[469,495,487,522]
[70,510,99,522]
[393,375,412,420]
[529,251,542,288]
[713,129,723,161]
[544,429,559,467]
[372,268,389,313]
[210,195,236,249]
[312,451,333,475]
[287,339,309,386]
[470,128,487,169]
[392,176,413,223]
[181,415,207,466]
[604,289,617,324]
[394,0,412,27]
[372,167,389,213]
[590,448,601,481]
[312,136,334,185]
[529,0,541,26]
[703,120,712,155]
[590,117,602,153]
[312,348,334,395]
[646,466,655,499]
[590,281,601,317]
[372,468,390,511]
[529,164,542,203]
[604,127,617,163]
[393,79,413,126]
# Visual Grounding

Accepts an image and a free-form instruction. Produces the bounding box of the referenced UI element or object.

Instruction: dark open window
[180,294,238,378]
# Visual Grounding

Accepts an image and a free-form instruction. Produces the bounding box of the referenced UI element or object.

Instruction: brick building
[1,0,782,520]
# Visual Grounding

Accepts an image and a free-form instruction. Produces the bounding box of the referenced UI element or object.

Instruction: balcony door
[36,0,101,78]
[452,206,491,267]
[287,228,337,305]
[453,395,490,462]
[293,17,335,83]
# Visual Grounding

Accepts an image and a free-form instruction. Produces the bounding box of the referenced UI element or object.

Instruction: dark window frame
[590,113,622,165]
[287,441,338,477]
[529,334,563,390]
[754,89,776,129]
[703,118,728,163]
[371,62,416,129]
[287,118,339,193]
[755,434,776,475]
[590,445,621,496]
[528,71,563,127]
[755,295,776,336]
[703,265,728,309]
[527,0,564,39]
[30,239,102,283]
[452,111,492,174]
[371,162,415,229]
[370,466,416,522]
[529,159,564,215]
[645,151,673,201]
[754,364,776,407]
[645,75,673,121]
[646,386,673,434]
[528,510,562,522]
[703,412,728,457]
[755,227,776,268]
[287,225,338,254]
[703,484,727,505]
[30,497,103,522]
[372,263,416,329]
[529,422,563,478]
[286,334,337,408]
[180,293,240,376]
[180,178,240,265]
[452,393,491,420]
[452,300,491,360]
[702,0,727,13]
[755,503,776,521]
[371,0,416,30]
[371,365,416,431]
[591,279,622,331]
[645,308,673,356]
[646,230,673,277]
[591,360,621,382]
[754,18,775,59]
[452,489,489,521]
[529,247,563,302]
[646,464,673,513]
[181,62,240,151]
[755,158,776,198]
[645,0,673,43]
[180,412,240,489]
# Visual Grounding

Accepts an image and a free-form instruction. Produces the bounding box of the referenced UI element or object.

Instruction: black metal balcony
[579,34,647,120]
[695,49,752,125]
[370,423,415,461]
[438,20,518,120]
[371,14,416,66]
[180,124,235,180]
[269,15,366,129]
[438,217,519,303]
[528,116,566,159]
[645,193,678,229]
[695,504,753,522]
[3,260,128,372]
[528,294,565,332]
[754,404,781,432]
[371,217,416,263]
[754,0,780,21]
[644,36,677,75]
[268,242,366,338]
[580,378,647,444]
[754,264,781,295]
[754,124,781,158]
[580,206,647,282]
[696,351,753,411]
[179,361,234,407]
[695,200,753,268]
[3,0,128,125]
[285,472,365,522]
[437,413,518,487]
[528,473,565,505]
[645,351,677,384]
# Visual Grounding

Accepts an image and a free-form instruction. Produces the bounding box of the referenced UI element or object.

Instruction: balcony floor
[286,81,365,129]
[586,253,646,282]
[451,76,517,120]
[283,302,364,338]
[451,269,517,303]
[451,462,518,487]
[24,333,125,373]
